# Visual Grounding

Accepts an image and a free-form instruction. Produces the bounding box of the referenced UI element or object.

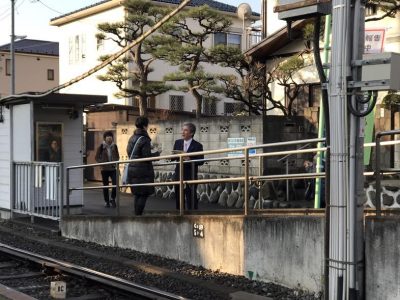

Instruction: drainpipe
[314,14,331,209]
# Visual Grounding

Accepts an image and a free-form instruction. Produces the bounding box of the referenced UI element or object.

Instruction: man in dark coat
[173,123,204,210]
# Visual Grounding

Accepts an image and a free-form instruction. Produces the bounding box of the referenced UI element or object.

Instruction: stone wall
[61,215,325,293]
[117,116,264,177]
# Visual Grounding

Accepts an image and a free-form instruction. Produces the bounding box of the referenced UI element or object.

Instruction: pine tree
[96,0,172,116]
[148,5,232,118]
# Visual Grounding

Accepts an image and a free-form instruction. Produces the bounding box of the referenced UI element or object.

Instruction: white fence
[13,161,63,220]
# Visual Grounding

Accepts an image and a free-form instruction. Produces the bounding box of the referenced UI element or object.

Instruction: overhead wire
[0,0,193,103]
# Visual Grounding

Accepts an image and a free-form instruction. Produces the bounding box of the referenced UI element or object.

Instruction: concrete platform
[80,185,231,217]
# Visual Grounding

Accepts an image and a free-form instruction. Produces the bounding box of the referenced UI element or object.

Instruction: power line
[34,0,63,15]
[0,0,193,102]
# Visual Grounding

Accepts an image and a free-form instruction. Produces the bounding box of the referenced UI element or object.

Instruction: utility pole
[329,0,365,298]
[10,0,15,95]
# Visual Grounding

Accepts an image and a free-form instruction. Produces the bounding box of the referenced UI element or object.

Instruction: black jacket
[127,129,159,195]
[173,139,204,180]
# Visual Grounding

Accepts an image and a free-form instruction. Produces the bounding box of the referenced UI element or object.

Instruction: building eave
[245,19,309,61]
[49,0,259,27]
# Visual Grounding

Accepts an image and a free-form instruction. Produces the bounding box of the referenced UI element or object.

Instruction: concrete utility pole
[10,0,15,95]
[328,0,365,299]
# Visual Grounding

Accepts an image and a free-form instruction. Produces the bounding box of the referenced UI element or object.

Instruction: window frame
[47,69,55,81]
[5,59,11,76]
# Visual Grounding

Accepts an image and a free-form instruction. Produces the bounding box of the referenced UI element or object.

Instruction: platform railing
[374,130,400,216]
[13,161,63,221]
[66,136,400,217]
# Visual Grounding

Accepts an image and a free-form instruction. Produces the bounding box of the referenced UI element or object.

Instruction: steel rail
[0,243,187,300]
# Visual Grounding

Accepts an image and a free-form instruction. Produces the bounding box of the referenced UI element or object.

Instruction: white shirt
[183,138,192,152]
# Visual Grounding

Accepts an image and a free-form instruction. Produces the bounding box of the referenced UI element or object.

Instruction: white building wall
[0,109,10,210]
[55,4,255,114]
[57,6,125,104]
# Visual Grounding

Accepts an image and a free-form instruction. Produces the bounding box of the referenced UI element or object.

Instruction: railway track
[0,242,187,300]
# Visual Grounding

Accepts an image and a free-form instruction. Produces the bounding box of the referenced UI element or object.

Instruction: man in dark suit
[173,123,204,210]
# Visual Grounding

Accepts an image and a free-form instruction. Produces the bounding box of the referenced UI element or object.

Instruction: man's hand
[183,155,190,161]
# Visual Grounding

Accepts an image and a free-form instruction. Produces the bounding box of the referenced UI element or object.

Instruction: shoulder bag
[122,136,143,185]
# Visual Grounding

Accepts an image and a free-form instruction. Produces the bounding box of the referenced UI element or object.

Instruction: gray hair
[183,122,196,137]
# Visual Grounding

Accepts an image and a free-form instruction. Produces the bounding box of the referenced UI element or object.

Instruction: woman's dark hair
[135,116,149,129]
[103,131,113,139]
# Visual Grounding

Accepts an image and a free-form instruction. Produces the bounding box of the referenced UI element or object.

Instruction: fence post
[375,135,381,216]
[179,156,184,216]
[115,162,120,216]
[66,168,70,216]
[244,148,249,216]
[258,155,263,209]
[59,163,64,219]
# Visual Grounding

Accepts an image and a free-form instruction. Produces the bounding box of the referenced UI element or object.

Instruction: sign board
[50,281,66,299]
[193,223,204,238]
[364,29,385,54]
[227,137,257,156]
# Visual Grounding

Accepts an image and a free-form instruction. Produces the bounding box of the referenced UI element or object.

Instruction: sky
[0,0,261,46]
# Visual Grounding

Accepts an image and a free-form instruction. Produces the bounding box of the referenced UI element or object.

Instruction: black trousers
[132,193,148,215]
[175,184,198,210]
[101,170,116,203]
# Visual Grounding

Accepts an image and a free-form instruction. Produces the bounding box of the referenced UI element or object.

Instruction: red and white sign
[364,29,385,54]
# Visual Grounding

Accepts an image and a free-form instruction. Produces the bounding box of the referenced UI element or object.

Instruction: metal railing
[66,135,400,217]
[67,138,325,217]
[13,161,63,221]
[375,130,400,216]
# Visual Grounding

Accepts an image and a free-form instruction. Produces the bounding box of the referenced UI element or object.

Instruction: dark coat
[95,143,120,171]
[127,129,159,196]
[173,139,204,180]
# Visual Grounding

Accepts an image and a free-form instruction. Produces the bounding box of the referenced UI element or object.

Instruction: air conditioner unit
[274,0,332,21]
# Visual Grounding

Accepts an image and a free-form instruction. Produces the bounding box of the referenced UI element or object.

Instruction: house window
[224,102,245,116]
[133,96,156,108]
[169,95,184,111]
[97,37,104,51]
[5,59,11,76]
[203,99,217,116]
[47,69,55,81]
[365,4,378,17]
[69,34,86,64]
[285,84,321,115]
[214,33,241,49]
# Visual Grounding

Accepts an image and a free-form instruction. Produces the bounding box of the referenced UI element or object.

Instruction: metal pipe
[244,148,249,215]
[179,156,184,216]
[10,0,15,95]
[286,160,289,202]
[375,135,382,216]
[258,156,263,209]
[115,162,120,216]
[66,168,70,216]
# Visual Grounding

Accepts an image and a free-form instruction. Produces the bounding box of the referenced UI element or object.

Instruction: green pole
[314,14,331,209]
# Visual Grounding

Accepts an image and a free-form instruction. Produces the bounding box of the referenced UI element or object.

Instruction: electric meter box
[274,0,331,21]
[361,52,400,91]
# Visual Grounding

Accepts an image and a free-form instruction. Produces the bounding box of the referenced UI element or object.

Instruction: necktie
[184,142,188,152]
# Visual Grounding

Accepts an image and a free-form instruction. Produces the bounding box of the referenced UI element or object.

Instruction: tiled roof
[0,39,59,56]
[51,0,260,22]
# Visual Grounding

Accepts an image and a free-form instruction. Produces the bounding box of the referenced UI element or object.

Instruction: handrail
[65,136,400,217]
[277,143,313,163]
[375,130,400,216]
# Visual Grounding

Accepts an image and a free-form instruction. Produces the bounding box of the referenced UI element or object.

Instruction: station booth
[0,92,106,221]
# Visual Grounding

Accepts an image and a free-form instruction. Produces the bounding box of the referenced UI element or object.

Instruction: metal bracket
[348,80,389,88]
[352,58,391,67]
